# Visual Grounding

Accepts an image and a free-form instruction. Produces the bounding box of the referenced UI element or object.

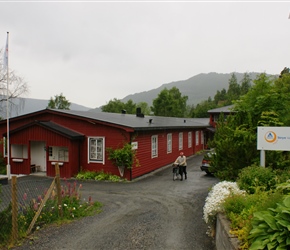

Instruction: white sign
[131,142,138,150]
[257,127,290,151]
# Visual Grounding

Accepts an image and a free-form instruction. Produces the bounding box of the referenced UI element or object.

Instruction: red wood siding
[0,111,206,180]
[8,124,78,178]
[131,129,204,179]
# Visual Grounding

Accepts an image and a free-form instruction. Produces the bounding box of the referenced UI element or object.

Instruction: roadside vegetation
[203,68,290,249]
[75,170,125,182]
[0,178,102,248]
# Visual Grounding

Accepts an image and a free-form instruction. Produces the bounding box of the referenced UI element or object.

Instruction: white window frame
[48,146,69,162]
[188,132,192,148]
[11,144,28,159]
[151,135,158,158]
[167,133,172,153]
[196,131,199,146]
[179,132,183,150]
[88,137,105,164]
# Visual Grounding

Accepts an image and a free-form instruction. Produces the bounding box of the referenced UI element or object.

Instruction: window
[196,131,199,146]
[11,144,28,159]
[151,135,158,158]
[179,132,183,150]
[48,146,69,162]
[167,133,172,153]
[188,132,192,148]
[88,137,105,163]
[201,131,204,145]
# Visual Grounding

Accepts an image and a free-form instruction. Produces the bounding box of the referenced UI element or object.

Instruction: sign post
[257,127,290,167]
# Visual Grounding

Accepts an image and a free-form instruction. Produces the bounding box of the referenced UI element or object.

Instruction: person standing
[174,152,187,181]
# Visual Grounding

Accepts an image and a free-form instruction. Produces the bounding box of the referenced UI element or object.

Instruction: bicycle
[172,163,180,181]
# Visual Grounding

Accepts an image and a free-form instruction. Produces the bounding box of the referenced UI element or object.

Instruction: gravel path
[12,154,218,250]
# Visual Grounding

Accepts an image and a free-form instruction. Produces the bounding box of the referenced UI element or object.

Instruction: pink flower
[33,201,38,210]
[23,193,27,200]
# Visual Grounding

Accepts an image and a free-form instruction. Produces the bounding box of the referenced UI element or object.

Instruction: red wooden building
[0,108,209,180]
[208,105,234,128]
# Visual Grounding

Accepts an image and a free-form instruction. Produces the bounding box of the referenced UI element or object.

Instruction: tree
[47,93,71,110]
[226,73,240,104]
[192,98,216,118]
[0,49,29,118]
[101,98,125,113]
[124,100,136,114]
[151,87,188,117]
[279,67,289,78]
[210,72,290,181]
[214,88,227,105]
[136,102,151,115]
[240,73,252,96]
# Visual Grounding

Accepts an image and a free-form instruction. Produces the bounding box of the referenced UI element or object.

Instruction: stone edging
[215,213,240,250]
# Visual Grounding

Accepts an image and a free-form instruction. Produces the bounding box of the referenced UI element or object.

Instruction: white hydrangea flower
[203,181,245,225]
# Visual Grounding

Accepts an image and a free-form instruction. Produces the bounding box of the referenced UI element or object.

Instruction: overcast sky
[0,1,289,108]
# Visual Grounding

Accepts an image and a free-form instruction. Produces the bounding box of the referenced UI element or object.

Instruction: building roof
[49,109,210,131]
[0,108,210,132]
[207,105,235,114]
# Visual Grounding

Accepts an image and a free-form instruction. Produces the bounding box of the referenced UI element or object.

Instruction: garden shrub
[0,204,12,243]
[274,168,290,185]
[223,190,284,249]
[237,164,276,194]
[76,170,123,182]
[248,195,290,250]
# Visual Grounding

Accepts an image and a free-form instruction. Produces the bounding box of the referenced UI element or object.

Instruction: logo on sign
[264,131,277,143]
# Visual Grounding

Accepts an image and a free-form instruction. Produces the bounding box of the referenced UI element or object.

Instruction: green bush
[76,170,123,182]
[107,143,139,169]
[0,204,12,243]
[237,165,276,194]
[248,195,290,250]
[223,190,284,250]
[273,168,290,185]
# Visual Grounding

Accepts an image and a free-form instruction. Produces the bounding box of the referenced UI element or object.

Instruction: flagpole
[5,32,10,179]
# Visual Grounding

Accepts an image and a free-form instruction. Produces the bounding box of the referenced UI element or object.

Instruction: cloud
[0,2,289,108]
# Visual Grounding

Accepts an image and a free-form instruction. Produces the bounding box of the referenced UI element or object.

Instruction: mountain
[118,72,264,107]
[3,72,273,117]
[4,97,92,118]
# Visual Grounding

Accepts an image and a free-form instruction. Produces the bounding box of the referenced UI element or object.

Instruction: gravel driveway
[13,154,219,250]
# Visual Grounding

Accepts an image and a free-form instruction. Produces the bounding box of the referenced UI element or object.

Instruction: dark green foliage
[76,170,123,182]
[0,204,12,243]
[107,143,139,169]
[151,87,188,117]
[226,73,241,105]
[211,72,290,181]
[248,196,290,250]
[209,113,259,181]
[237,165,276,194]
[47,93,71,110]
[240,73,252,96]
[192,98,216,118]
[101,98,151,115]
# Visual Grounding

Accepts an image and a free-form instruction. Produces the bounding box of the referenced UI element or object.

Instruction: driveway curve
[14,154,219,250]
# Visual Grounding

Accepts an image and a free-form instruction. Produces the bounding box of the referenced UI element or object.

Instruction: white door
[30,141,47,172]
